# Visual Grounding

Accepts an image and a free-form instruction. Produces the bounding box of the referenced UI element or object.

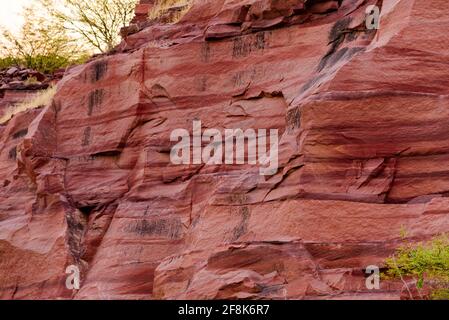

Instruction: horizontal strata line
[303,149,449,161]
[99,239,183,246]
[248,193,445,206]
[306,89,449,101]
[56,94,239,128]
[302,240,418,245]
[303,290,403,298]
[297,170,449,179]
[303,120,449,131]
[381,45,449,60]
[210,195,427,208]
[303,122,449,132]
[220,240,408,246]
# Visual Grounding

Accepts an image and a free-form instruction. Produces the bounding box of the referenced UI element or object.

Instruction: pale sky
[0,0,33,34]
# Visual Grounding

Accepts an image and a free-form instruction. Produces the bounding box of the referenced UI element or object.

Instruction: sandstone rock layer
[1,0,449,299]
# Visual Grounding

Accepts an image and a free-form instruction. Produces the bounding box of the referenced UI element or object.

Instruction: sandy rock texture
[1,0,449,299]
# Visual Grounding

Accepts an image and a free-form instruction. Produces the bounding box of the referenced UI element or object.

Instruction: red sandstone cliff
[1,0,449,300]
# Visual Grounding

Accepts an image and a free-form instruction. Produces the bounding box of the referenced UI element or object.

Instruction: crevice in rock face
[318,16,353,71]
[262,164,304,203]
[317,11,377,73]
[89,150,122,159]
[8,147,17,160]
[229,206,250,242]
[235,89,285,101]
[286,107,301,132]
[65,201,119,296]
[65,205,89,265]
[12,129,28,140]
[78,202,117,265]
[295,1,382,103]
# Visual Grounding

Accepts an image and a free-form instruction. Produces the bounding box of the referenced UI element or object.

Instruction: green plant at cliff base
[383,233,449,300]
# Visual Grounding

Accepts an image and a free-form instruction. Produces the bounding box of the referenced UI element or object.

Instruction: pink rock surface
[1,0,449,300]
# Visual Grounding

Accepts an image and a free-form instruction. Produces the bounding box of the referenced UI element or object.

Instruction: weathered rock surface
[1,0,449,299]
[132,0,155,24]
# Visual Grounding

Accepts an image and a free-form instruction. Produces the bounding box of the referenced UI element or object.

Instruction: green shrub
[21,54,71,74]
[0,57,20,70]
[0,54,90,74]
[431,288,449,300]
[1,4,91,74]
[383,233,449,299]
[0,55,66,74]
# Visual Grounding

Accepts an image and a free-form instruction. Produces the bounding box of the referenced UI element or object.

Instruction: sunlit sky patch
[0,0,33,35]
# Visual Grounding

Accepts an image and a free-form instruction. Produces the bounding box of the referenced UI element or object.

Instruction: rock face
[1,0,449,299]
[131,0,155,24]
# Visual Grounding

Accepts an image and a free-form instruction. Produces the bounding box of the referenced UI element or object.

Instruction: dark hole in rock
[91,150,122,158]
[8,147,17,160]
[12,129,28,139]
[79,206,96,215]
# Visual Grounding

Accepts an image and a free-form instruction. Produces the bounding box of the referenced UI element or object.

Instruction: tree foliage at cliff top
[0,0,138,73]
[40,0,138,53]
[0,4,88,73]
